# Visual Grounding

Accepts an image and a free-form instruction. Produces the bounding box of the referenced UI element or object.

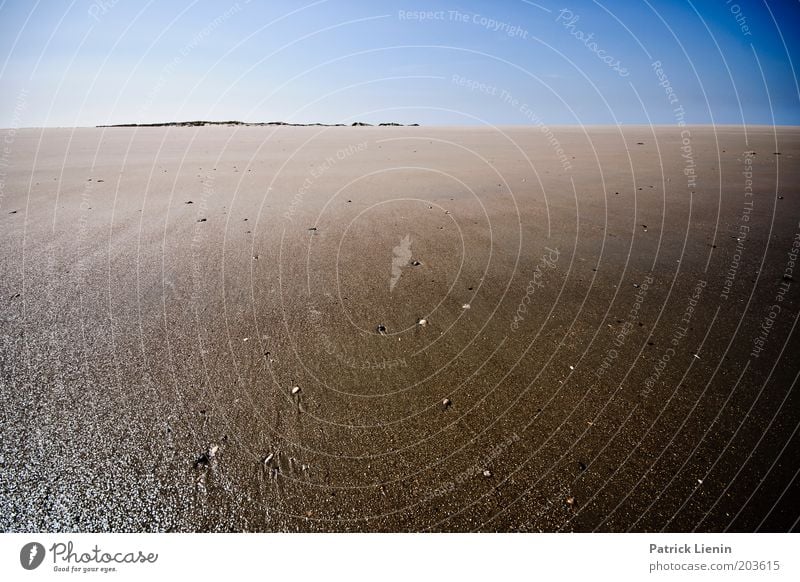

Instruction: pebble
[417,318,427,326]
[482,470,492,478]
[565,496,576,508]
[376,324,387,335]
[292,386,301,395]
[411,260,422,266]
[441,398,452,410]
[197,218,207,222]
[462,303,470,309]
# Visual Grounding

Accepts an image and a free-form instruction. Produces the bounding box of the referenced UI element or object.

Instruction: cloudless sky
[0,0,798,126]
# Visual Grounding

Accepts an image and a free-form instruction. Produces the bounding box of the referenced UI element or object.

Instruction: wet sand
[1,125,798,532]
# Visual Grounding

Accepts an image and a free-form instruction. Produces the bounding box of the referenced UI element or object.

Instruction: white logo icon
[389,234,412,292]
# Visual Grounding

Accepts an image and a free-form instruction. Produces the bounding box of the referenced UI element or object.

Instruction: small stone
[292,386,301,395]
[633,283,640,288]
[417,318,427,326]
[462,303,470,310]
[8,210,17,214]
[482,470,492,478]
[697,478,703,484]
[376,324,387,335]
[565,496,576,508]
[411,260,422,266]
[569,365,575,370]
[308,227,317,231]
[578,461,587,472]
[441,398,452,410]
[185,200,193,204]
[197,218,207,222]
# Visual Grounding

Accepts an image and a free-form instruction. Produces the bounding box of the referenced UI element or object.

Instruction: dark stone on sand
[194,453,211,468]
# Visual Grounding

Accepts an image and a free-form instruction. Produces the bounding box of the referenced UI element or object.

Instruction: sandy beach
[1,124,798,532]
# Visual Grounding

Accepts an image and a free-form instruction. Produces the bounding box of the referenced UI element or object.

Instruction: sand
[0,125,798,532]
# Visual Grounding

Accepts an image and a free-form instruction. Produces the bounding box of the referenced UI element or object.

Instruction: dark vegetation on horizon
[97,120,420,127]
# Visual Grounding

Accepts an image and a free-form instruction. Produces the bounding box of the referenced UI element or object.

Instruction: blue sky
[0,0,798,126]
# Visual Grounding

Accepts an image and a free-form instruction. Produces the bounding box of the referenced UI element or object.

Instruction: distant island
[96,120,419,128]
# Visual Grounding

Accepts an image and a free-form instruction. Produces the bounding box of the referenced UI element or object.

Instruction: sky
[0,0,798,127]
